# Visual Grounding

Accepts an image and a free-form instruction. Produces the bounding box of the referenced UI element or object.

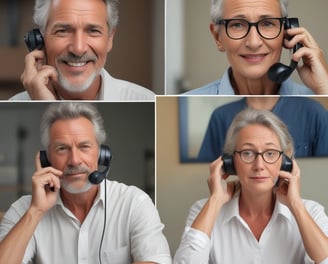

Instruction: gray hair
[223,108,294,156]
[40,102,106,149]
[210,0,288,22]
[34,0,119,33]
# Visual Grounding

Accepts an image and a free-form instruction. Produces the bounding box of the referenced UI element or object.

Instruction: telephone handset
[39,150,55,192]
[39,145,112,187]
[24,28,44,52]
[268,17,302,83]
[221,153,293,175]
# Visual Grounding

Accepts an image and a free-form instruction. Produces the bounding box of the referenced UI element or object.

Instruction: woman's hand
[285,27,328,94]
[190,156,236,237]
[208,156,235,204]
[275,159,302,211]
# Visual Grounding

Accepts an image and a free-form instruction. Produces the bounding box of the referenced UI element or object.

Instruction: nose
[68,30,88,56]
[245,25,263,50]
[68,147,82,167]
[253,154,265,171]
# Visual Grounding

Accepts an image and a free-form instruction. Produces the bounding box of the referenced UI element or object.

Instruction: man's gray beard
[57,69,102,94]
[61,178,93,194]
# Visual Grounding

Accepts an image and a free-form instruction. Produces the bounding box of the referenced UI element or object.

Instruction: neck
[54,75,102,100]
[60,185,99,223]
[230,70,280,95]
[246,97,279,110]
[239,190,275,217]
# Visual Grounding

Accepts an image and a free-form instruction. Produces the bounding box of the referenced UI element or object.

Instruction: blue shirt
[198,97,328,161]
[184,68,314,95]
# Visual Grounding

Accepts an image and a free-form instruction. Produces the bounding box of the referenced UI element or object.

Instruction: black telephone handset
[221,153,293,175]
[24,28,44,52]
[39,150,55,192]
[268,17,302,83]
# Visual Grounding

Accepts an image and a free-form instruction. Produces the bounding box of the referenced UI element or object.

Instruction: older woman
[184,0,328,95]
[174,108,328,263]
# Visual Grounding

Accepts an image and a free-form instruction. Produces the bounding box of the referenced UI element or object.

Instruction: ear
[210,23,225,52]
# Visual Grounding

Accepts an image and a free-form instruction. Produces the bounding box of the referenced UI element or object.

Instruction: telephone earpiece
[24,28,44,52]
[221,153,293,175]
[268,17,302,83]
[40,150,51,168]
[39,144,112,185]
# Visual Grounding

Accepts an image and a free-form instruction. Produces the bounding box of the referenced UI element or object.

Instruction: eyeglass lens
[238,149,282,163]
[226,18,282,39]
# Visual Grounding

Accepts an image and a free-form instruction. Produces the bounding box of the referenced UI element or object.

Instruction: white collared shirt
[0,180,171,264]
[174,193,328,264]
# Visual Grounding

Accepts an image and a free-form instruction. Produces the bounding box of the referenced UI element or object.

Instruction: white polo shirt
[174,193,328,264]
[0,180,171,264]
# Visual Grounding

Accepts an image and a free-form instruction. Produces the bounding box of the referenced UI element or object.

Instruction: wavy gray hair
[34,0,119,33]
[210,0,288,22]
[40,102,106,150]
[223,108,294,156]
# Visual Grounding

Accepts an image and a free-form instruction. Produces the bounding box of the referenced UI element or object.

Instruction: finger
[46,175,61,192]
[24,50,46,75]
[286,27,319,49]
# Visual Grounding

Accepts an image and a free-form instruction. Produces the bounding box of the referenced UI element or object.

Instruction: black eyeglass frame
[234,149,284,164]
[216,17,287,40]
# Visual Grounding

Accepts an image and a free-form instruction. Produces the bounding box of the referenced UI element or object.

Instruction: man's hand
[20,50,59,100]
[30,152,62,215]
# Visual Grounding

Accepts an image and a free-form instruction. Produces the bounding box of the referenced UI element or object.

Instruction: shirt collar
[221,191,293,225]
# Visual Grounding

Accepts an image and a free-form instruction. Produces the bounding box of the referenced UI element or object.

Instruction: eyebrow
[51,23,106,31]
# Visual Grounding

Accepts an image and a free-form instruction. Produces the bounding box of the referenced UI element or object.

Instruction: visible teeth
[67,62,87,67]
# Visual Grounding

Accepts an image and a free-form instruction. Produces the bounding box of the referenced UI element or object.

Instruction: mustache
[62,165,91,176]
[58,52,97,63]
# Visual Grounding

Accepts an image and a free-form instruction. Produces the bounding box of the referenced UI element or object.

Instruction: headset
[221,152,293,175]
[24,28,44,52]
[40,144,112,184]
[268,17,302,83]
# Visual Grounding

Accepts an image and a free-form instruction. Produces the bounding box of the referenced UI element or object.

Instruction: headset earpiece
[280,154,293,172]
[24,28,44,52]
[221,153,236,175]
[88,145,112,184]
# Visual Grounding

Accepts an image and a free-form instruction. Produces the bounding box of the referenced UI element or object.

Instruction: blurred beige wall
[156,96,328,254]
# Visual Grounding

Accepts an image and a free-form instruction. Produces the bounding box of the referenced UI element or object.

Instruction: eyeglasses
[234,149,283,164]
[216,17,286,40]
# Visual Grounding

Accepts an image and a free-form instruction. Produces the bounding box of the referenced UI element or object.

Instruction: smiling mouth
[66,61,88,67]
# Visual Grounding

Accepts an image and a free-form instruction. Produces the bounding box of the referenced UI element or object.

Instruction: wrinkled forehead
[47,0,108,28]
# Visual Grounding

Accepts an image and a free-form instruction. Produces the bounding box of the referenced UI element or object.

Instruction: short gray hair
[34,0,119,33]
[210,0,288,22]
[40,102,106,149]
[223,108,294,156]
